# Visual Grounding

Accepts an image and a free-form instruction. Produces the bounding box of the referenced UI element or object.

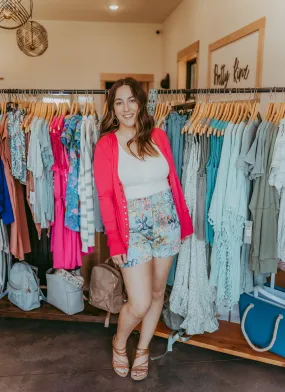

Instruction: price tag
[244,220,253,244]
[30,191,35,205]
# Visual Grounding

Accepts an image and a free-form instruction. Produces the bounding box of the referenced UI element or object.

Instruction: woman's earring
[113,116,119,127]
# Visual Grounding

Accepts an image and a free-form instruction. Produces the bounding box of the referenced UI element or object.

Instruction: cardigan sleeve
[94,143,126,257]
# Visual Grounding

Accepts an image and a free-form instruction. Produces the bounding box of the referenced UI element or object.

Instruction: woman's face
[113,85,139,128]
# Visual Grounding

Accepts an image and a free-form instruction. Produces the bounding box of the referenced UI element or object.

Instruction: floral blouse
[7,109,27,184]
[61,115,82,232]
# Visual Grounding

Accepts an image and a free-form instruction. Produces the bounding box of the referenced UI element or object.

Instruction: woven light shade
[0,0,32,30]
[16,20,48,57]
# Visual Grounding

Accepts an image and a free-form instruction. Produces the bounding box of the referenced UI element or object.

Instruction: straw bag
[89,258,124,327]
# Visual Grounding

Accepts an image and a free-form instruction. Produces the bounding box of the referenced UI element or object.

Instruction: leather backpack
[89,259,124,326]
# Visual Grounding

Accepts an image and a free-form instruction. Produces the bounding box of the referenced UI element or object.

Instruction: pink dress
[50,116,82,269]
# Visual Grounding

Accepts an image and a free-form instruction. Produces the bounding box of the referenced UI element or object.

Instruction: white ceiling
[33,0,183,24]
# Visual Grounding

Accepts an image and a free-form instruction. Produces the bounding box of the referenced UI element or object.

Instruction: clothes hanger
[190,92,206,134]
[187,91,201,127]
[207,89,221,136]
[212,91,225,136]
[91,90,97,118]
[269,88,278,123]
[189,90,207,133]
[103,90,108,118]
[157,91,173,128]
[159,91,170,121]
[199,91,211,135]
[265,88,274,121]
[273,88,284,125]
[237,90,246,124]
[153,91,162,121]
[276,89,285,124]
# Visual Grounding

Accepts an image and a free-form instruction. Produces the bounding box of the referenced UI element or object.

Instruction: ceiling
[33,0,183,24]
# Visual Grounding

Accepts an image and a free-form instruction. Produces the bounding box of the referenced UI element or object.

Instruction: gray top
[236,119,260,175]
[27,118,54,229]
[243,121,268,180]
[195,135,209,241]
[249,123,279,274]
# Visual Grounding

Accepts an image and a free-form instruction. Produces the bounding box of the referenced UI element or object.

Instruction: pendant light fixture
[0,0,33,30]
[16,0,48,57]
[16,19,48,57]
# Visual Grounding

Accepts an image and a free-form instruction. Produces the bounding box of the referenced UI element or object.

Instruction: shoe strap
[112,359,129,369]
[112,335,127,357]
[113,345,127,357]
[132,359,149,372]
[135,348,149,359]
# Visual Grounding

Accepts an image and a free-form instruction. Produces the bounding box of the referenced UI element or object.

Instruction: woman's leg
[132,256,174,373]
[113,260,153,367]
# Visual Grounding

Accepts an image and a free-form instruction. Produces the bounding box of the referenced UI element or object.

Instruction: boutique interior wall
[162,0,285,110]
[0,20,163,92]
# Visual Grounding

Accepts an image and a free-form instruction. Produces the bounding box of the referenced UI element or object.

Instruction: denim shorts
[120,188,181,268]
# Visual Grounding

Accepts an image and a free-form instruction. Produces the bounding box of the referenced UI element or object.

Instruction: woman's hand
[112,254,127,266]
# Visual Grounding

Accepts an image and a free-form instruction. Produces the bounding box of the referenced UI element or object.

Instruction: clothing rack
[1,87,285,95]
[1,85,285,369]
[0,89,107,95]
[157,87,285,94]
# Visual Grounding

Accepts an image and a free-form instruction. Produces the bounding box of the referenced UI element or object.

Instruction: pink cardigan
[94,128,194,257]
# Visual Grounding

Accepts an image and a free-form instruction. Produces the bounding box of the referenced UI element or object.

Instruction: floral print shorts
[120,188,181,268]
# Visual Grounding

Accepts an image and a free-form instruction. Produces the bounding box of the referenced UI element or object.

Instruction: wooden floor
[1,297,285,368]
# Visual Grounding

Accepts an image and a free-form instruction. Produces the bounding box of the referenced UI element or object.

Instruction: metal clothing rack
[0,89,107,95]
[1,87,285,95]
[157,87,285,94]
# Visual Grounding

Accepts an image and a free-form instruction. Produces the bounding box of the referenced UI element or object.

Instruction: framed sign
[208,17,266,89]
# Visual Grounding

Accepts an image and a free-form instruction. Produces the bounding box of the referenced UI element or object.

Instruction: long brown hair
[100,77,157,159]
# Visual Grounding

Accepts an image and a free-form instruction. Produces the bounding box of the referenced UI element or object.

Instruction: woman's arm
[94,143,126,257]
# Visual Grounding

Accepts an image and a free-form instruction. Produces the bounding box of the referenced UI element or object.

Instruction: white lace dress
[170,135,218,335]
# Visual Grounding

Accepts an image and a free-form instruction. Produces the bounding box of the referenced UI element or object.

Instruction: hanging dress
[0,114,31,260]
[170,134,218,335]
[50,116,82,269]
[269,119,285,261]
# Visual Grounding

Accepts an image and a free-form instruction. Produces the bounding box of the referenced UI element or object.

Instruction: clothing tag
[229,304,241,324]
[30,191,35,205]
[244,220,253,244]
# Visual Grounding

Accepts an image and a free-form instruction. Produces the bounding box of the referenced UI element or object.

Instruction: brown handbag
[89,258,124,326]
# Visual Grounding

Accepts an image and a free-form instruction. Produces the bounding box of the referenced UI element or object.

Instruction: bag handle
[241,303,283,352]
[99,264,122,280]
[0,254,12,299]
[25,263,46,302]
[150,330,192,361]
[105,258,121,270]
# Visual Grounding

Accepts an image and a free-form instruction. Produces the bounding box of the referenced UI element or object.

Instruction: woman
[94,78,193,381]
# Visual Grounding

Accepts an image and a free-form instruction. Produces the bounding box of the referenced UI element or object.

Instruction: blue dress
[0,159,14,225]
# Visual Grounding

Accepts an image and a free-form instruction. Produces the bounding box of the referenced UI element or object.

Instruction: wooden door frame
[208,17,266,88]
[177,40,200,89]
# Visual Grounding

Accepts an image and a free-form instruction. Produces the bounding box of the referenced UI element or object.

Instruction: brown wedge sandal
[112,335,130,378]
[131,348,149,381]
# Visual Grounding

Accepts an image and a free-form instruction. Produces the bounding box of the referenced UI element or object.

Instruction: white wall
[163,0,285,94]
[0,20,163,89]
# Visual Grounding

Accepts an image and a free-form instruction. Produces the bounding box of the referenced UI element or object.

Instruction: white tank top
[118,143,170,200]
